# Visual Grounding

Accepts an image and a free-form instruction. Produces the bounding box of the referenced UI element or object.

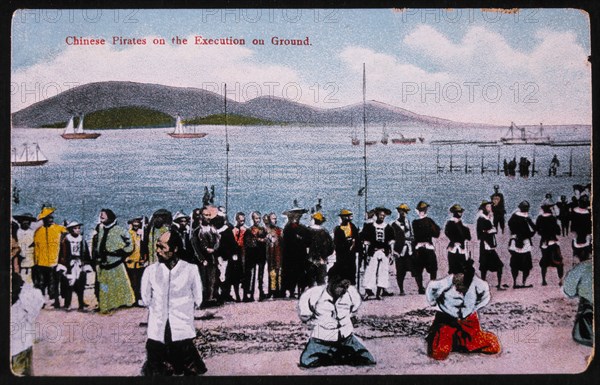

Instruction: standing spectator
[556,195,572,237]
[333,209,361,286]
[228,212,247,302]
[11,272,44,376]
[141,209,172,266]
[425,259,501,360]
[213,215,236,302]
[507,201,537,288]
[444,204,471,275]
[14,213,37,284]
[58,221,93,311]
[265,212,284,298]
[92,208,136,314]
[33,207,66,308]
[306,212,334,287]
[282,207,311,298]
[536,199,564,286]
[490,185,506,234]
[172,211,193,263]
[476,200,505,290]
[412,201,441,294]
[391,204,414,295]
[141,231,207,376]
[126,217,145,306]
[298,265,376,368]
[548,154,560,176]
[243,211,267,302]
[570,195,591,263]
[361,207,395,300]
[191,206,220,306]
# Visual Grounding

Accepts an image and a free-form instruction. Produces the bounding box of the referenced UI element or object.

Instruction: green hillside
[184,114,277,126]
[41,107,174,129]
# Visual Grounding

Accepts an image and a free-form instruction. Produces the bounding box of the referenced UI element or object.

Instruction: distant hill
[12,81,503,129]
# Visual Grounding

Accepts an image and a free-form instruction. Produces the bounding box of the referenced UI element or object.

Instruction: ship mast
[224,83,230,216]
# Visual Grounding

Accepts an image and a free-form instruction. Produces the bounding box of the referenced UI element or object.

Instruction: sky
[11,8,592,125]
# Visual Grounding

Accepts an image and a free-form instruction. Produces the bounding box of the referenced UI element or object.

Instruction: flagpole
[225,84,230,216]
[362,63,368,221]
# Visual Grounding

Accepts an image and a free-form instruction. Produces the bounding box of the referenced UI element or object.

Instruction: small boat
[168,115,207,138]
[381,123,389,145]
[12,143,48,166]
[61,115,101,139]
[365,140,377,146]
[500,122,553,145]
[391,130,424,144]
[350,114,360,145]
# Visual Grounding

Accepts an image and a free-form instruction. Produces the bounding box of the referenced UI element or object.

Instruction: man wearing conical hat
[333,209,361,285]
[306,212,334,288]
[32,206,66,308]
[361,207,395,300]
[391,204,415,295]
[412,201,441,294]
[444,204,472,275]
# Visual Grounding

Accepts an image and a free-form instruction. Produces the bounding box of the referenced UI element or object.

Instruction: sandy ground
[26,229,593,376]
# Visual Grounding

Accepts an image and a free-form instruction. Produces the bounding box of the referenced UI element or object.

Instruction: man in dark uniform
[191,206,220,307]
[307,212,334,287]
[333,209,361,286]
[490,185,506,234]
[412,201,441,294]
[444,204,471,275]
[556,195,571,237]
[391,204,414,295]
[536,198,564,286]
[282,207,312,298]
[570,194,591,263]
[476,200,505,290]
[507,201,536,288]
[243,211,267,302]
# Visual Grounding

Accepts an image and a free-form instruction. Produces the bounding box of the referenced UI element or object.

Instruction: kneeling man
[425,259,500,360]
[298,266,376,368]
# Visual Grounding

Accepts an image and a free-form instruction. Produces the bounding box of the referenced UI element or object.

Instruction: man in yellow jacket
[33,207,66,308]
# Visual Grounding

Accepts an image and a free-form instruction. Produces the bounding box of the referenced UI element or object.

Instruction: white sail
[174,116,184,134]
[64,117,75,134]
[75,115,84,134]
[17,144,29,162]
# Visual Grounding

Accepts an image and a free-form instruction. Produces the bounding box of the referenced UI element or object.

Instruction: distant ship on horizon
[61,115,101,139]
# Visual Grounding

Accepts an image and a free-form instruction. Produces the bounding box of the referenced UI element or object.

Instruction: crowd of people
[9,182,592,374]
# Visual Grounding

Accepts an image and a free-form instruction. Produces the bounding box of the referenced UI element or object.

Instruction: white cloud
[336,25,590,125]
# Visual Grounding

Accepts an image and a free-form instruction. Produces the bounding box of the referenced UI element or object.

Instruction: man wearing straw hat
[307,212,334,287]
[361,207,395,300]
[412,201,441,295]
[333,209,361,286]
[391,204,414,295]
[32,206,66,308]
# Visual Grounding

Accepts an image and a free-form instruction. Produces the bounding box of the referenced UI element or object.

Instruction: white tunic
[141,259,203,343]
[11,284,45,356]
[298,285,361,341]
[426,275,490,319]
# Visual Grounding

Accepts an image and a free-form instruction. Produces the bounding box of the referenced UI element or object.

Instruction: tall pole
[497,146,501,175]
[224,84,230,216]
[362,63,368,220]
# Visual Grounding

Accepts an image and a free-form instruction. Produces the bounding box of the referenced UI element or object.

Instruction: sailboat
[61,115,101,139]
[380,123,389,145]
[500,122,553,145]
[350,114,360,146]
[168,115,208,138]
[12,143,48,166]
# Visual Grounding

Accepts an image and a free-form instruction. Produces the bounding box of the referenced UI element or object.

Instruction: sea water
[11,125,591,236]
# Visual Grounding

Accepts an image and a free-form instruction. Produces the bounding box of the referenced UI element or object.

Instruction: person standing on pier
[444,204,471,275]
[476,200,505,290]
[507,201,537,288]
[412,201,441,294]
[536,198,564,286]
[391,204,414,295]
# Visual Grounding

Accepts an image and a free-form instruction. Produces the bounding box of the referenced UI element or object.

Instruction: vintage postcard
[9,8,593,376]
